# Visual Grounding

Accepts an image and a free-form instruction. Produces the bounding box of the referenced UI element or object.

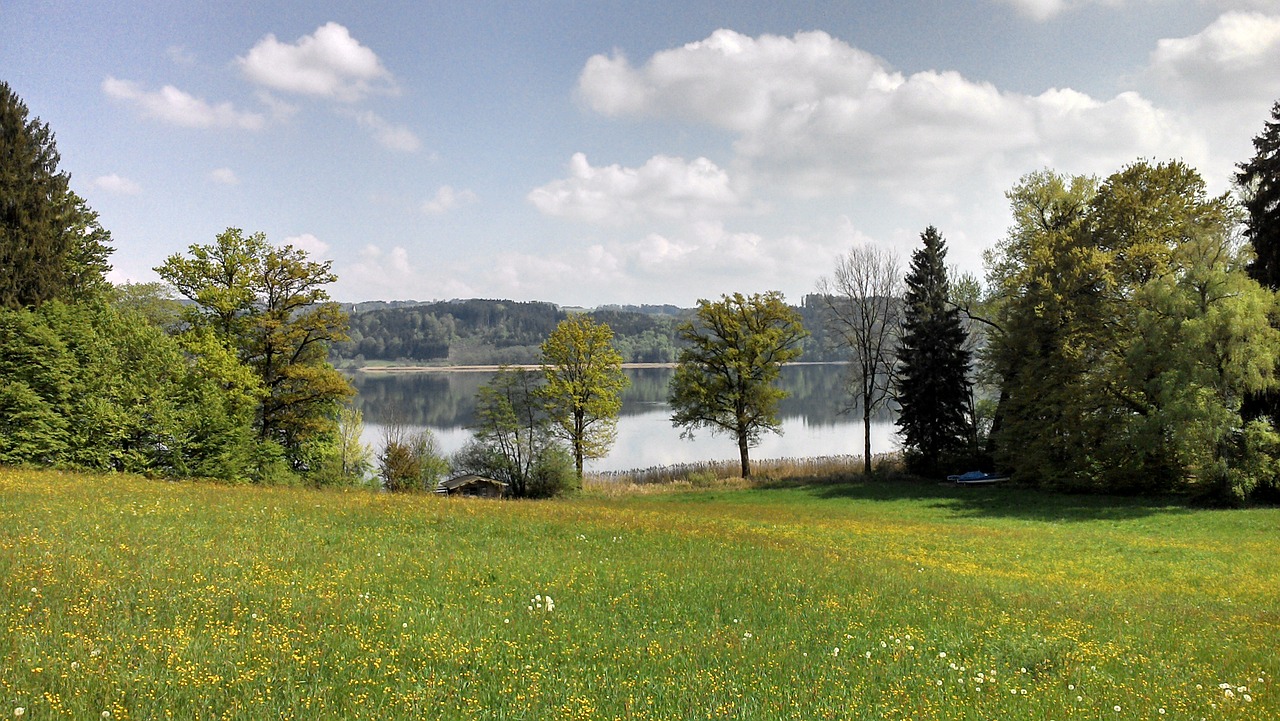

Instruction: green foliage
[156,228,354,476]
[896,227,974,476]
[0,300,261,479]
[460,367,574,497]
[986,161,1280,497]
[1239,99,1280,290]
[540,315,629,477]
[668,291,807,478]
[0,82,112,309]
[378,427,449,493]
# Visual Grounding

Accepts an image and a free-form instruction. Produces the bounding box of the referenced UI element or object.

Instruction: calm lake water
[350,364,898,473]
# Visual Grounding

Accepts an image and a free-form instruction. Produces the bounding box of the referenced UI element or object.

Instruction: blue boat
[946,470,1010,485]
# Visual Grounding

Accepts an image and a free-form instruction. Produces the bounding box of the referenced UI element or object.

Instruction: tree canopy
[540,315,629,478]
[157,228,353,473]
[668,292,807,478]
[986,161,1280,500]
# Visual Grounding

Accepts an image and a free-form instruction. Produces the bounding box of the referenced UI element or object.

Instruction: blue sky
[4,0,1279,305]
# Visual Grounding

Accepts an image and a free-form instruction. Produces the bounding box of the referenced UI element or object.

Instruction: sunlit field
[2,468,1276,720]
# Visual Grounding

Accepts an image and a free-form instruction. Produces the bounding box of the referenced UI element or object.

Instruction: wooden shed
[435,474,509,498]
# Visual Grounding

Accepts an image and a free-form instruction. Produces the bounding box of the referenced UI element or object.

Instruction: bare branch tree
[815,245,903,474]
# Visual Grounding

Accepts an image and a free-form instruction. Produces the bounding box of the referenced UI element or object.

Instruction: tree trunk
[863,407,873,475]
[738,433,751,478]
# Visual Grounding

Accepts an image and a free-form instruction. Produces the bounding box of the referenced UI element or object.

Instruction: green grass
[2,468,1276,719]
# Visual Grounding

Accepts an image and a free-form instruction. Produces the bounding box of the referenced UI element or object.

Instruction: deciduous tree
[814,246,901,474]
[157,228,353,473]
[668,292,807,478]
[986,161,1280,497]
[457,367,575,497]
[540,315,629,478]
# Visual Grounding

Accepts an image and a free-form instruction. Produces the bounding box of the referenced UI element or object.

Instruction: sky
[3,0,1280,307]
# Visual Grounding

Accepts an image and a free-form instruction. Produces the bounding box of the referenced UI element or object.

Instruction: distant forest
[330,297,842,366]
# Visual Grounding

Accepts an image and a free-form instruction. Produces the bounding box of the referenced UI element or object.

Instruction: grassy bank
[2,468,1276,719]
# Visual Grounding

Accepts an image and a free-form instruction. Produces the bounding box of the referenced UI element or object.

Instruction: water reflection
[351,364,899,472]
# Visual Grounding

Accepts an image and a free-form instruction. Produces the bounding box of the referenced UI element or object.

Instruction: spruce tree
[1239,100,1280,427]
[895,226,973,476]
[1240,100,1280,289]
[0,82,111,308]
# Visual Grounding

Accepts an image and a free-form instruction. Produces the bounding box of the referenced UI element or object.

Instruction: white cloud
[102,76,265,130]
[343,244,472,300]
[91,173,141,195]
[354,110,422,152]
[209,167,239,185]
[422,185,478,215]
[283,233,330,259]
[577,29,1197,197]
[1147,11,1280,105]
[474,221,841,305]
[528,152,741,224]
[238,22,394,102]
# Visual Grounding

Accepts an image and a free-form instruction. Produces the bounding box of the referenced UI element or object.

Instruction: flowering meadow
[1,468,1277,719]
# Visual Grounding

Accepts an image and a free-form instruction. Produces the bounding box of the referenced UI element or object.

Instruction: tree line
[331,296,845,367]
[0,82,356,486]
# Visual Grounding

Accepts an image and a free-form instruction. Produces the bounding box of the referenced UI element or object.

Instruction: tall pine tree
[1239,100,1280,428]
[895,226,973,476]
[0,82,112,308]
[1240,100,1280,289]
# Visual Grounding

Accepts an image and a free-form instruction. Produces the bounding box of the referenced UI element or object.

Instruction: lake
[350,364,899,473]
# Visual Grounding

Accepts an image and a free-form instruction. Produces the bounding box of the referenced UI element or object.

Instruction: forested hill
[330,297,839,367]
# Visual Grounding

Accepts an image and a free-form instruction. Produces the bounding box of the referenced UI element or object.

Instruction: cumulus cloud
[238,22,394,102]
[528,152,740,224]
[102,77,265,130]
[422,185,478,215]
[344,244,472,300]
[284,233,330,259]
[353,110,422,152]
[1146,11,1280,106]
[91,174,141,195]
[209,167,239,185]
[577,29,1197,195]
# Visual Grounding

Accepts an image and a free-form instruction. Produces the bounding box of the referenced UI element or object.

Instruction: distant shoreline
[351,361,844,374]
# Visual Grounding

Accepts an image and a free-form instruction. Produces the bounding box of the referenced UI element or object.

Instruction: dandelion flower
[938,652,947,658]
[1114,705,1121,712]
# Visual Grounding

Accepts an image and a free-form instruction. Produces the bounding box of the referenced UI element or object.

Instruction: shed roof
[437,474,508,492]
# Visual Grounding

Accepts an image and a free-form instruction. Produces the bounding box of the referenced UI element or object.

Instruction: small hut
[435,474,509,498]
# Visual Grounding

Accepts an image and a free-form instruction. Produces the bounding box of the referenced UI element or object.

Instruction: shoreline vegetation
[351,360,846,373]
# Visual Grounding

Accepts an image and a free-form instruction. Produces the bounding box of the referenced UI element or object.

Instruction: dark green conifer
[0,82,111,308]
[895,226,973,476]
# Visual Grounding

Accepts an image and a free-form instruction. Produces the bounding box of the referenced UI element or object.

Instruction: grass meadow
[1,467,1277,720]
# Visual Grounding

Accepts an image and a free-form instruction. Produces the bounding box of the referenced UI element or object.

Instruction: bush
[379,429,448,492]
